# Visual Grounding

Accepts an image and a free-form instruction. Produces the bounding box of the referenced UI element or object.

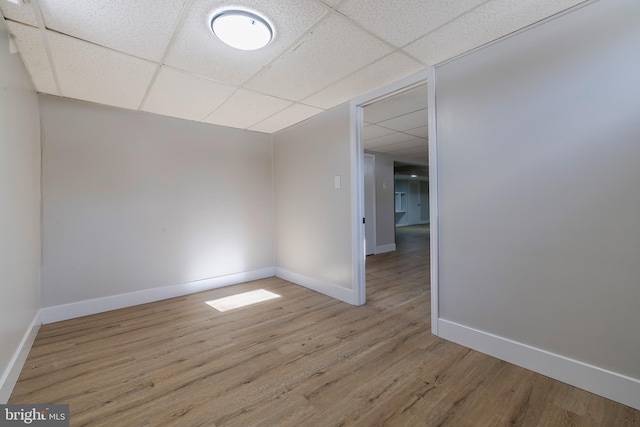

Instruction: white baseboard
[0,311,41,404]
[437,319,640,410]
[40,267,276,324]
[375,244,396,254]
[275,267,356,305]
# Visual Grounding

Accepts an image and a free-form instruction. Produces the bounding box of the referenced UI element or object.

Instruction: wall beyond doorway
[395,174,429,227]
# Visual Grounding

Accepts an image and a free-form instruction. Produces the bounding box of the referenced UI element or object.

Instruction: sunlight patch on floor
[206,289,281,312]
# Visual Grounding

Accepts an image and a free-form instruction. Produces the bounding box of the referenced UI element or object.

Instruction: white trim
[40,267,275,324]
[375,244,396,254]
[350,99,366,305]
[427,66,439,336]
[351,70,429,108]
[438,319,640,410]
[0,311,41,403]
[275,267,356,305]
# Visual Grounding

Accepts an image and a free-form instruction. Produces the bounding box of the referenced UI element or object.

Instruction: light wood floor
[10,225,639,426]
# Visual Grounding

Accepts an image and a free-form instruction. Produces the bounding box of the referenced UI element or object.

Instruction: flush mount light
[211,10,273,51]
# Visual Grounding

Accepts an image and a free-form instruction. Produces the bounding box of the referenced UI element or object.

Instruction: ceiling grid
[0,0,588,162]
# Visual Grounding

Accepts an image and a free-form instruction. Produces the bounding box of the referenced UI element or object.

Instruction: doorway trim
[349,69,432,308]
[427,66,438,334]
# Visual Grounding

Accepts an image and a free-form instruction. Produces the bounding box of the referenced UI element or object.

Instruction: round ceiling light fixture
[211,10,273,51]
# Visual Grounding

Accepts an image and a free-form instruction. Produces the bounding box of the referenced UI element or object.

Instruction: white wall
[433,0,640,408]
[273,104,356,303]
[0,24,41,402]
[40,96,274,311]
[373,154,395,252]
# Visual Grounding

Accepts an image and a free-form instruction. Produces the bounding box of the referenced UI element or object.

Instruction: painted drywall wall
[373,154,395,252]
[40,96,274,308]
[273,104,354,299]
[0,24,41,401]
[419,181,429,223]
[435,0,640,388]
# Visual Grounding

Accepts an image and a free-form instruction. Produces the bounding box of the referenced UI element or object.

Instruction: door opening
[350,70,430,305]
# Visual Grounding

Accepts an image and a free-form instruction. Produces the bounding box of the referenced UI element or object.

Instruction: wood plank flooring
[10,225,639,426]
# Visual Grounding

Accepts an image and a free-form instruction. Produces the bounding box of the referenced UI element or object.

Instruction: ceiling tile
[364,84,428,123]
[378,109,427,131]
[245,13,393,100]
[365,132,415,149]
[363,124,396,140]
[0,1,37,26]
[338,0,487,47]
[38,0,186,62]
[250,103,324,133]
[142,67,237,121]
[203,89,292,129]
[2,0,587,139]
[406,125,429,138]
[387,145,429,157]
[48,31,157,110]
[367,143,429,161]
[369,138,427,152]
[165,0,328,86]
[302,52,424,109]
[318,0,342,7]
[403,0,588,66]
[5,21,58,94]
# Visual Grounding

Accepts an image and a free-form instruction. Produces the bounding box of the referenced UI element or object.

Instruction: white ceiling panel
[38,0,186,62]
[0,1,37,26]
[406,125,428,138]
[318,0,342,7]
[365,132,415,149]
[203,88,291,129]
[363,124,396,140]
[142,67,237,121]
[48,31,157,110]
[378,109,427,132]
[250,103,324,133]
[387,145,429,156]
[404,0,588,66]
[367,138,427,151]
[245,13,393,100]
[408,156,428,164]
[1,0,591,144]
[165,0,328,86]
[5,21,58,95]
[364,84,428,123]
[302,51,424,109]
[363,82,428,163]
[338,0,487,47]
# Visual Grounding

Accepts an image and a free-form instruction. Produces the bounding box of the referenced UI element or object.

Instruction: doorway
[350,69,430,305]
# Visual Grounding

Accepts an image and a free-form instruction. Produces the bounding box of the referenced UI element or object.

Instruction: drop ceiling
[1,0,587,139]
[364,83,428,164]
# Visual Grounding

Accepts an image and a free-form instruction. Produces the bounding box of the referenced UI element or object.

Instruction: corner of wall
[275,267,358,305]
[0,312,41,404]
[40,267,276,324]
